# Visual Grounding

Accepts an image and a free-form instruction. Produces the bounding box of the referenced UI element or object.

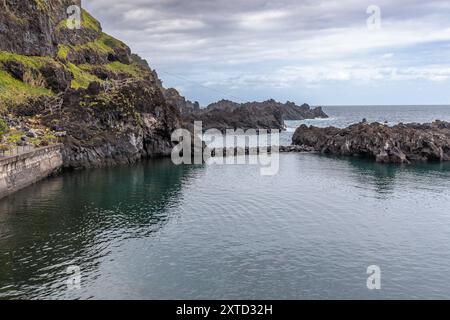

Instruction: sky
[84,0,450,106]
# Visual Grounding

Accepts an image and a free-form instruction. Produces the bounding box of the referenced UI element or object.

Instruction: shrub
[0,119,9,136]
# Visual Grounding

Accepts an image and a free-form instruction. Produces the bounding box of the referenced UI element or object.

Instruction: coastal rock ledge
[292,120,450,164]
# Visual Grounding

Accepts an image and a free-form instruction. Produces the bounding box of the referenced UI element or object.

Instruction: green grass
[0,50,68,93]
[58,32,129,65]
[99,33,128,51]
[0,70,53,111]
[57,44,70,60]
[79,61,144,80]
[81,9,101,32]
[0,119,9,135]
[5,128,23,144]
[104,61,142,78]
[56,9,101,33]
[0,51,103,91]
[0,6,135,108]
[0,51,52,70]
[73,33,128,56]
[67,63,102,89]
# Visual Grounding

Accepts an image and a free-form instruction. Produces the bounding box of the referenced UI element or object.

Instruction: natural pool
[1,154,450,299]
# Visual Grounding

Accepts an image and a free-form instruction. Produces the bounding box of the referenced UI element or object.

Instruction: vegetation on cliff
[0,1,180,165]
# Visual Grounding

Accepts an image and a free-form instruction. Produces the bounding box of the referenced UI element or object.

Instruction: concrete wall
[0,144,63,200]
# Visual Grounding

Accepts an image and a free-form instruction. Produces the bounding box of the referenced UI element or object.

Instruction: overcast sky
[84,0,450,106]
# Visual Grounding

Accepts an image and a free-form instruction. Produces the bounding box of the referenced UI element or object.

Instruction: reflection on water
[324,155,450,198]
[1,154,450,299]
[0,159,199,299]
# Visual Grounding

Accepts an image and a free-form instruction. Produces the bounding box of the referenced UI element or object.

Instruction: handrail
[0,144,63,163]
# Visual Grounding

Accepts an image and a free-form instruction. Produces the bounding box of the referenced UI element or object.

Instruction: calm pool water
[1,154,450,299]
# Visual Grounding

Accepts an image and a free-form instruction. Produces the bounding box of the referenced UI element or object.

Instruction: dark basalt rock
[164,88,200,116]
[181,99,328,132]
[1,1,183,169]
[292,120,450,163]
[0,0,82,57]
[279,145,316,153]
[86,81,101,95]
[42,79,180,169]
[188,103,285,132]
[2,59,24,80]
[39,63,73,92]
[64,42,132,66]
[54,20,101,48]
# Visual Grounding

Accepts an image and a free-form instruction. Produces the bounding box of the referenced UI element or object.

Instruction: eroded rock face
[163,88,200,116]
[39,63,73,92]
[182,99,328,132]
[292,121,450,163]
[42,79,180,169]
[1,1,182,168]
[0,0,82,57]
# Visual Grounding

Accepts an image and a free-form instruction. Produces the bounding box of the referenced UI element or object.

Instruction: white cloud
[83,0,450,104]
[238,9,291,29]
[272,63,450,85]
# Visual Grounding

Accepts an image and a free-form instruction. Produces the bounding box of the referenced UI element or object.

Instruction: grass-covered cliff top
[0,52,55,110]
[56,9,101,33]
[56,32,129,62]
[0,5,154,150]
[0,69,53,110]
[0,6,148,111]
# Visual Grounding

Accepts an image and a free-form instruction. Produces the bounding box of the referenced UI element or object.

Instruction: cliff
[292,120,450,163]
[0,0,181,168]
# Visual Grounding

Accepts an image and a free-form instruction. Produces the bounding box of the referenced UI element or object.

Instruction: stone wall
[0,144,63,200]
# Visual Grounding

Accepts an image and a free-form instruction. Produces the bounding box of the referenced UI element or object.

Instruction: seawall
[0,144,63,200]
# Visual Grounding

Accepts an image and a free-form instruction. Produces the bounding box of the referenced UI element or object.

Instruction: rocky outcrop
[0,0,82,57]
[0,1,182,169]
[292,120,450,163]
[203,99,327,120]
[163,88,200,116]
[183,99,328,132]
[205,100,241,113]
[183,102,284,132]
[280,102,328,120]
[42,79,179,169]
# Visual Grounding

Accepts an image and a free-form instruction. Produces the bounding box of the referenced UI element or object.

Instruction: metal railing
[0,145,36,158]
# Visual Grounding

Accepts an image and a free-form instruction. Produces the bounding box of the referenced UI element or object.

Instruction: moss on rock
[0,70,53,112]
[67,62,102,89]
[56,9,101,33]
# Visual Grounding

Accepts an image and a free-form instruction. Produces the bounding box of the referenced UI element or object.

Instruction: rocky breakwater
[180,99,328,132]
[292,120,450,164]
[1,1,181,169]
